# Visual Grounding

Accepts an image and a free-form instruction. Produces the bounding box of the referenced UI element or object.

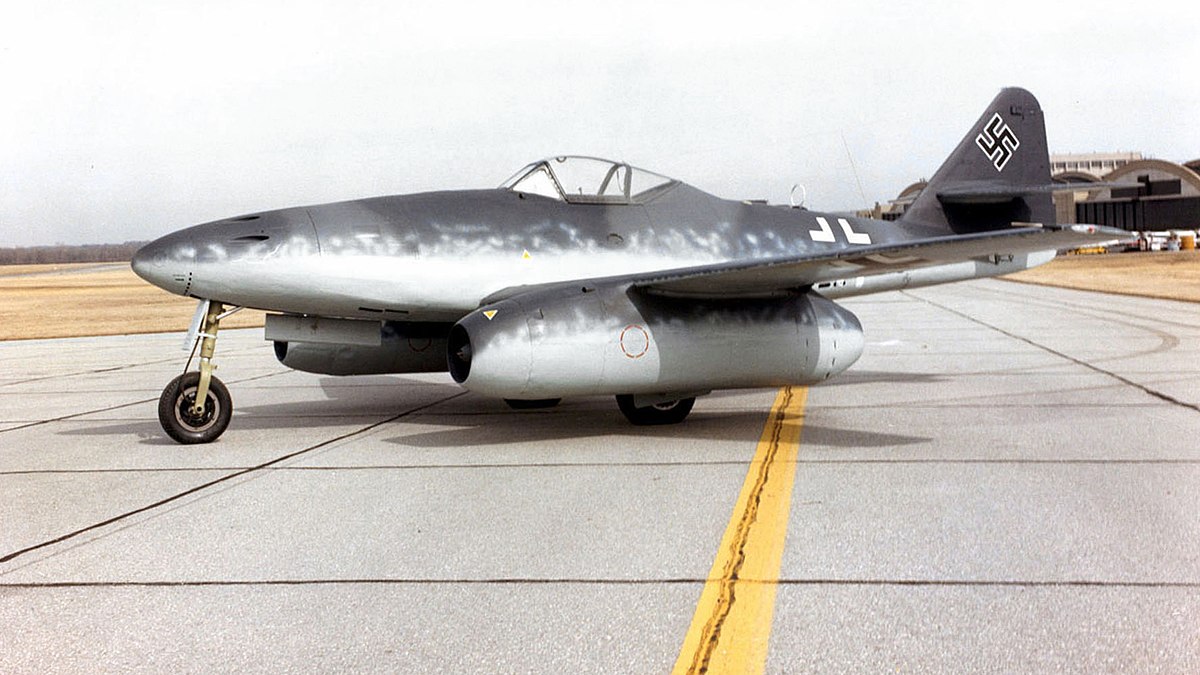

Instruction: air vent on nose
[232,215,261,222]
[232,234,270,242]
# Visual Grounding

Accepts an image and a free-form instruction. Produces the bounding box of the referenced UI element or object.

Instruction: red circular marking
[619,324,650,359]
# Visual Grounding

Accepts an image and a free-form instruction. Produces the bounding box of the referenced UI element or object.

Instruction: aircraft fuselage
[132,183,937,322]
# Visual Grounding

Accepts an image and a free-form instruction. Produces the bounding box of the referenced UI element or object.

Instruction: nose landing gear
[158,300,235,444]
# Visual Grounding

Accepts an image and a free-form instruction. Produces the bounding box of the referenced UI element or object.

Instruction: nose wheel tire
[615,395,695,425]
[158,372,233,444]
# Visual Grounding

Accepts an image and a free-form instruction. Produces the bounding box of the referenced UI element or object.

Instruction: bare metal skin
[133,88,1128,443]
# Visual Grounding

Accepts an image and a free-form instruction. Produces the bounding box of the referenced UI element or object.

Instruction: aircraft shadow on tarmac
[60,414,928,452]
[344,378,929,449]
[384,412,931,451]
[814,369,948,386]
[60,375,931,449]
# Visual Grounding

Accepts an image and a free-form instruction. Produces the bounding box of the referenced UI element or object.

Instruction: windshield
[501,156,676,204]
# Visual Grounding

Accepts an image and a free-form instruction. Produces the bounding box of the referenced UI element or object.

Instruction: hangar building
[874,153,1200,232]
[1051,154,1200,231]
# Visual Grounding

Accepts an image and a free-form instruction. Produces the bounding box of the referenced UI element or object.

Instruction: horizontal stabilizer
[939,182,1131,204]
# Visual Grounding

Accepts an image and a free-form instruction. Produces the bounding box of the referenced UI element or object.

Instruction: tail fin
[901,87,1054,234]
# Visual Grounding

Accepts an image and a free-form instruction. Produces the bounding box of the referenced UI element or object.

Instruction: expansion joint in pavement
[0,391,467,566]
[0,370,289,434]
[905,291,1200,415]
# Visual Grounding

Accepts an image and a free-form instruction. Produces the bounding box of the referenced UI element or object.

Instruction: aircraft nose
[131,234,195,296]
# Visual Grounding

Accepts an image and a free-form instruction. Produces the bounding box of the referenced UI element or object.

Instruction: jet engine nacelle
[274,321,450,375]
[448,284,863,399]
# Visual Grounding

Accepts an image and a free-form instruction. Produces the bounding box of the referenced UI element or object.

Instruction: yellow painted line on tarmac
[673,386,808,675]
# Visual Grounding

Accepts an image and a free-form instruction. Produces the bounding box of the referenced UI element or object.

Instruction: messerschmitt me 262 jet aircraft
[133,88,1126,444]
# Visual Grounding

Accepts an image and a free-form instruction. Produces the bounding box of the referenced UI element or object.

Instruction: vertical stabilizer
[901,88,1054,233]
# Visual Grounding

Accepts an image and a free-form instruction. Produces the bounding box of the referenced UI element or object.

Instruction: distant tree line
[0,242,147,265]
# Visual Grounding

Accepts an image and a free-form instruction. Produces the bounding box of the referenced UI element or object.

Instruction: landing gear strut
[616,394,696,425]
[158,300,234,444]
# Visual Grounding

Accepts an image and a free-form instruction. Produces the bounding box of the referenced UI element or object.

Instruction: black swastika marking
[975,113,1020,171]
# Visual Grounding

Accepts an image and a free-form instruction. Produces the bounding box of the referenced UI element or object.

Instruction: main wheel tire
[615,394,695,425]
[504,398,562,410]
[158,372,232,444]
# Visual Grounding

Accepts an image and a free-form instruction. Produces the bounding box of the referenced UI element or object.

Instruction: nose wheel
[158,371,232,444]
[157,300,236,444]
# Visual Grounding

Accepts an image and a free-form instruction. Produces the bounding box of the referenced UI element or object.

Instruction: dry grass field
[1005,250,1200,303]
[1,252,1196,341]
[0,263,265,341]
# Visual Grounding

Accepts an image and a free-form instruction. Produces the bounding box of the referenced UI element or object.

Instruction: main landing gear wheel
[615,394,695,425]
[158,371,232,444]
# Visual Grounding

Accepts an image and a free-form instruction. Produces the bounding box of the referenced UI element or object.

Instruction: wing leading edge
[631,224,1129,298]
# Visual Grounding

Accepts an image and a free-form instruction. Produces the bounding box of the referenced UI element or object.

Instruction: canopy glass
[501,156,677,204]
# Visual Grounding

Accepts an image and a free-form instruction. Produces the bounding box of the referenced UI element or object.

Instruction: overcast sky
[2,0,1197,247]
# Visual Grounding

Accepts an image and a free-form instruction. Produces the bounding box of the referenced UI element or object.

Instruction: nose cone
[132,207,320,302]
[131,233,195,296]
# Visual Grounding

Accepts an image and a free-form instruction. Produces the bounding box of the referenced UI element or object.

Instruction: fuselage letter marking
[837,218,871,245]
[810,217,836,243]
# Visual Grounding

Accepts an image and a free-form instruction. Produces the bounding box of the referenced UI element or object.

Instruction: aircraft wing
[633,224,1129,297]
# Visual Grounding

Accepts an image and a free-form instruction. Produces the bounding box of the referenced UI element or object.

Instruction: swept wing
[621,224,1126,298]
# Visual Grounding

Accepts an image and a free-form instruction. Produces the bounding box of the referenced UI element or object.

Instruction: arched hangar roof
[1052,170,1104,183]
[896,181,927,200]
[1104,159,1200,194]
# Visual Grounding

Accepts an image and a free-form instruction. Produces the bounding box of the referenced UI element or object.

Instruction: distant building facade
[1050,152,1142,178]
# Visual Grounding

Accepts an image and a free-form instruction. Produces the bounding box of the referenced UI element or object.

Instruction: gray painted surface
[126,89,1129,430]
[129,90,1114,325]
[2,279,1198,672]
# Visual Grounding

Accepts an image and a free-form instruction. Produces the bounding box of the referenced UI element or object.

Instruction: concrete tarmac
[2,279,1198,673]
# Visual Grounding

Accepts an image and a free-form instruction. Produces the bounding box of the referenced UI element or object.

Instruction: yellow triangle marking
[483,310,498,320]
[521,249,532,260]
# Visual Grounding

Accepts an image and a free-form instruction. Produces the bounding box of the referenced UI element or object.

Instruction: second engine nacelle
[274,320,451,376]
[448,284,863,399]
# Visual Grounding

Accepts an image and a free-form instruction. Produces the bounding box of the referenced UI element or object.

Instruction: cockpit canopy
[501,156,677,204]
